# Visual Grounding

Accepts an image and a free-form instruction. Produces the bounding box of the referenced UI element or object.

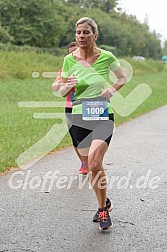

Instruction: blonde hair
[76,17,98,35]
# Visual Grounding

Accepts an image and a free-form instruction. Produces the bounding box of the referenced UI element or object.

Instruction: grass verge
[0,51,167,173]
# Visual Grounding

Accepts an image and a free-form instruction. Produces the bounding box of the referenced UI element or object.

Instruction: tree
[0,24,13,43]
[63,0,118,12]
[0,0,65,47]
[162,40,167,55]
[0,0,162,57]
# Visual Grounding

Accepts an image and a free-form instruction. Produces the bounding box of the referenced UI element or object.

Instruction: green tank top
[62,49,120,114]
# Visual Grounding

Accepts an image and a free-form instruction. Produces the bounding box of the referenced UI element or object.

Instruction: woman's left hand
[100,87,116,98]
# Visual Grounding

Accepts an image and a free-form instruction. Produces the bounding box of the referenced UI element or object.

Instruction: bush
[100,44,117,54]
[0,43,66,56]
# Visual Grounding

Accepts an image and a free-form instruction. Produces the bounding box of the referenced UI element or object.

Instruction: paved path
[0,106,167,252]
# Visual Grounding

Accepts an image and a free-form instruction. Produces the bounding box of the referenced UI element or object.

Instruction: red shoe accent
[98,211,108,221]
[79,166,83,172]
[79,167,88,175]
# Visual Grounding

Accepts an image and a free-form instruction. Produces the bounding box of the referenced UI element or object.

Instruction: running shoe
[79,167,88,175]
[79,161,84,172]
[93,198,113,222]
[98,207,113,231]
[79,162,88,175]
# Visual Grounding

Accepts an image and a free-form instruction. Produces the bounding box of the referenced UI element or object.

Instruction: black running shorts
[69,114,114,148]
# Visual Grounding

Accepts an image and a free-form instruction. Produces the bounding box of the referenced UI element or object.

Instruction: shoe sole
[99,222,113,231]
[79,169,88,175]
[79,172,88,175]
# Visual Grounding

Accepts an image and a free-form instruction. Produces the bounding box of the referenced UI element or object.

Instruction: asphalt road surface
[0,105,167,252]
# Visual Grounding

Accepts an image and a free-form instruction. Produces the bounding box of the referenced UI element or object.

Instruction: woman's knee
[88,146,107,172]
[88,156,102,172]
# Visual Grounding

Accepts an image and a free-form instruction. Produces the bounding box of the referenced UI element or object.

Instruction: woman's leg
[87,139,108,208]
[67,114,87,170]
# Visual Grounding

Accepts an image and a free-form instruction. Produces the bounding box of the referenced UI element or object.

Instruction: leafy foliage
[0,0,162,58]
[0,0,66,47]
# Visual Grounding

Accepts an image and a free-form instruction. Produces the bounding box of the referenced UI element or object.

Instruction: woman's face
[76,23,97,48]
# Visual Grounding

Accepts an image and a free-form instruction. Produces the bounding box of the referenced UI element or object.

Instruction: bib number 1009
[82,100,109,120]
[86,107,104,115]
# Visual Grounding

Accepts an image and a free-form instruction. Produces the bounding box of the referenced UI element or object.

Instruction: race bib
[82,100,109,120]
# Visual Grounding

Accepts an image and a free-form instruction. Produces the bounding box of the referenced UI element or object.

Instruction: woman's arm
[51,79,61,92]
[51,69,62,92]
[101,67,127,98]
[60,75,78,97]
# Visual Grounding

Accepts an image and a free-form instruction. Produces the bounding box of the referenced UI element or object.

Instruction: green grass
[0,51,63,79]
[0,51,167,173]
[0,78,68,173]
[115,71,167,124]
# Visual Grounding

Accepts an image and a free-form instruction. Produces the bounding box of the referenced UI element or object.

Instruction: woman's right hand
[67,75,78,88]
